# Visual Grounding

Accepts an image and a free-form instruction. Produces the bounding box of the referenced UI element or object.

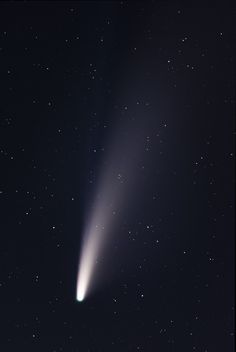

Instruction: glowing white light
[76,288,84,302]
[76,231,100,302]
[76,203,111,302]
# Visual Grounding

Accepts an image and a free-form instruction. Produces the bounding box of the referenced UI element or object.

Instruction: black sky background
[0,2,235,351]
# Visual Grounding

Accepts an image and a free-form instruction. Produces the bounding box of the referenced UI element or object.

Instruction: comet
[76,115,149,302]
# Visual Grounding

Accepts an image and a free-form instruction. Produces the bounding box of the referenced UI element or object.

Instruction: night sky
[0,2,235,351]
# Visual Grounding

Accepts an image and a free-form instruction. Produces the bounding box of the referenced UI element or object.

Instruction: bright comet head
[76,289,84,302]
[76,278,86,302]
[76,266,87,302]
[76,233,99,302]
